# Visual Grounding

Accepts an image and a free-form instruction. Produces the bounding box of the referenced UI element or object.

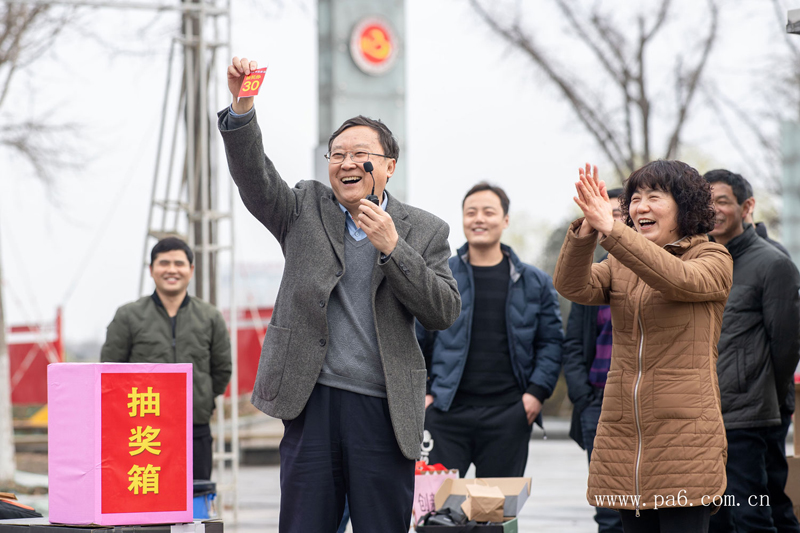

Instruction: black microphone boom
[363,161,379,205]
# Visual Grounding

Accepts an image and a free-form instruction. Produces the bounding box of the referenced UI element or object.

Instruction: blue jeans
[581,403,624,533]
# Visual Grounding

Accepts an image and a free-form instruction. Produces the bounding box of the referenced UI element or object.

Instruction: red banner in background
[9,308,63,404]
[101,372,186,514]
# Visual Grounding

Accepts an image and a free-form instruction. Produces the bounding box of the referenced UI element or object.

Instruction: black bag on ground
[0,498,42,519]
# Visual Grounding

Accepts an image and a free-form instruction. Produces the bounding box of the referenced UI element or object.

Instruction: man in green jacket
[101,237,232,481]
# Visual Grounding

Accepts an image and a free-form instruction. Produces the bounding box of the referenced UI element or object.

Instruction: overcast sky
[0,0,789,347]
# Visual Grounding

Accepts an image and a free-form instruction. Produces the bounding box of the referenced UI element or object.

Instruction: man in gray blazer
[218,57,461,532]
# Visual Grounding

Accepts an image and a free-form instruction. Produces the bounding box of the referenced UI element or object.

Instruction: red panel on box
[101,373,187,514]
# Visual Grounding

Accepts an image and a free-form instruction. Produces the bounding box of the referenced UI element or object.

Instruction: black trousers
[620,506,711,533]
[766,414,800,533]
[193,423,213,481]
[581,403,624,533]
[279,384,414,533]
[710,418,800,533]
[424,401,532,477]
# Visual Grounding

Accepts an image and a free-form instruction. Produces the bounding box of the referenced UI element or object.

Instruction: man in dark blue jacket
[416,182,563,477]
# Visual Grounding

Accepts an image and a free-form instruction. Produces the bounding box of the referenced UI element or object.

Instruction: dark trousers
[424,401,532,477]
[709,421,799,533]
[581,404,624,533]
[767,414,800,533]
[620,506,711,533]
[193,423,213,481]
[279,384,414,533]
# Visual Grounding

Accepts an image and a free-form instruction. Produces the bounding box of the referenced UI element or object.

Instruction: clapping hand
[573,163,615,237]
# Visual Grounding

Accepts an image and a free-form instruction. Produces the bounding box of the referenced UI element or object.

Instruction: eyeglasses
[324,151,392,164]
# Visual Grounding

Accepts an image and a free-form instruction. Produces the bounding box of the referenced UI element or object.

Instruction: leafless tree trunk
[0,1,78,486]
[468,0,719,181]
[0,226,13,485]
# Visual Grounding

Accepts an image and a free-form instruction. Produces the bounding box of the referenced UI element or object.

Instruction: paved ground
[226,438,597,533]
[15,415,795,532]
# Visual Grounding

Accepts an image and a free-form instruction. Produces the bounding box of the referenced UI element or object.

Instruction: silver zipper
[634,315,644,517]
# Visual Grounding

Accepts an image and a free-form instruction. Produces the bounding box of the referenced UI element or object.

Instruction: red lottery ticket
[238,67,268,98]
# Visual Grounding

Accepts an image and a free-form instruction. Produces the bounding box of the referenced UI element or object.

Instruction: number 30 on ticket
[238,67,268,98]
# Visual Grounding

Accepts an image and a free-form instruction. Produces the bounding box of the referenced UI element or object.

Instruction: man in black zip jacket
[101,237,232,481]
[704,170,800,533]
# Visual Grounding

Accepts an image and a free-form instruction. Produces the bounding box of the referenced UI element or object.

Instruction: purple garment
[589,306,613,388]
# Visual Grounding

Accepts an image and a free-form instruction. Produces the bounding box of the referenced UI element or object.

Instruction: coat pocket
[411,369,428,441]
[609,292,627,332]
[599,370,624,423]
[650,293,690,330]
[256,325,292,402]
[653,369,702,419]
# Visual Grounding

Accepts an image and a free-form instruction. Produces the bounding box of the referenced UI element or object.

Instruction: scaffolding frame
[6,0,240,523]
[138,0,240,523]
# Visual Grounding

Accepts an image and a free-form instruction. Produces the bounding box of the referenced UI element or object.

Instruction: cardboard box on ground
[415,478,530,531]
[461,484,505,522]
[785,383,800,522]
[435,478,531,520]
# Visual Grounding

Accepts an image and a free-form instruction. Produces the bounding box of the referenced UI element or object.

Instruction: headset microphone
[363,161,380,205]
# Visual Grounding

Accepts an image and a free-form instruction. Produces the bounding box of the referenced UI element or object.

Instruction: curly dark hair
[619,160,716,237]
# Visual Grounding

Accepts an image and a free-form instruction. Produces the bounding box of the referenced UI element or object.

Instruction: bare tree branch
[468,0,719,179]
[701,81,782,193]
[552,0,625,87]
[0,2,82,186]
[635,15,651,162]
[642,0,671,43]
[701,88,778,192]
[469,0,629,179]
[0,119,83,185]
[665,0,718,159]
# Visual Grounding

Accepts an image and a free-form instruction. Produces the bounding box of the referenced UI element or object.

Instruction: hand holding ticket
[227,56,266,114]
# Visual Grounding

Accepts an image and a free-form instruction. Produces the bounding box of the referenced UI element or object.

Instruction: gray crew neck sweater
[317,231,386,397]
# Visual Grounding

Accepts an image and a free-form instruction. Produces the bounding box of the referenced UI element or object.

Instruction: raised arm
[553,220,613,306]
[218,56,302,244]
[599,222,732,302]
[554,164,615,305]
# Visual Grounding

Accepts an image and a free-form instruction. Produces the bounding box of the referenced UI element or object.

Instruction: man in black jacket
[705,170,800,533]
[101,237,232,482]
[562,188,623,533]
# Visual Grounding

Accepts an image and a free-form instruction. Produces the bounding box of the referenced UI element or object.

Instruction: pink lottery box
[47,363,193,525]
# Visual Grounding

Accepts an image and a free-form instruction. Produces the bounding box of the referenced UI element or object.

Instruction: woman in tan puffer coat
[554,161,733,533]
